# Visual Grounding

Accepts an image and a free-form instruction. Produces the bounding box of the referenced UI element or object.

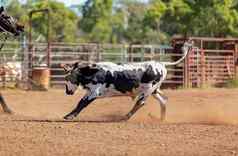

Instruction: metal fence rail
[1,37,238,89]
[0,42,181,88]
[48,43,180,87]
[187,48,235,87]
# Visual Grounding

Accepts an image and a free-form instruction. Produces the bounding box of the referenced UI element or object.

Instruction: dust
[1,88,238,125]
[128,89,238,125]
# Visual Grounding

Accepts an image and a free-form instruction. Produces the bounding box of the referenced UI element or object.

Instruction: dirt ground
[1,88,238,156]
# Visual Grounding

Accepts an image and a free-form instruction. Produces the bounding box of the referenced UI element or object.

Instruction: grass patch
[225,78,238,88]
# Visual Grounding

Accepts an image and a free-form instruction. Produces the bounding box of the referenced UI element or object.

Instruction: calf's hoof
[162,95,168,102]
[63,114,75,120]
[4,108,13,114]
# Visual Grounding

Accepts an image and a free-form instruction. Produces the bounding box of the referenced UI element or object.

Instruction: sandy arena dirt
[1,88,238,156]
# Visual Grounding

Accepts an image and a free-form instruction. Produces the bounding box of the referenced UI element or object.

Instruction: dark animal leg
[64,95,96,120]
[125,94,145,120]
[0,92,12,114]
[0,6,4,14]
[152,90,167,121]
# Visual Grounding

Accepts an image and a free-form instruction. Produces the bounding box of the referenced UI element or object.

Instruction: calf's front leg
[64,94,96,120]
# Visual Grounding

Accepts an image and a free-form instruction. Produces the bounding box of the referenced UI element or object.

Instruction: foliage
[143,0,167,43]
[188,0,238,37]
[120,0,147,43]
[225,78,238,88]
[79,0,113,43]
[160,0,193,36]
[7,0,78,42]
[31,0,78,42]
[4,0,238,43]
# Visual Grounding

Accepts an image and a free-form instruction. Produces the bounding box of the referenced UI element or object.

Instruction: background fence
[47,43,180,87]
[1,37,238,89]
[184,37,238,87]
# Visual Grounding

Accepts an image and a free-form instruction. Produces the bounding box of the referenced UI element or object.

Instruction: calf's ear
[60,63,71,72]
[72,62,79,69]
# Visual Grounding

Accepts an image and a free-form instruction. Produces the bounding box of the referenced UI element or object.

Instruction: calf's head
[62,62,99,95]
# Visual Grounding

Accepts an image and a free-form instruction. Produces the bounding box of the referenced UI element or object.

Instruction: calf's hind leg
[152,89,167,121]
[125,83,160,120]
[125,94,146,120]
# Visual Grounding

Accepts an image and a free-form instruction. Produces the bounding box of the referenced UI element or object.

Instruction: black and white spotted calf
[62,41,193,121]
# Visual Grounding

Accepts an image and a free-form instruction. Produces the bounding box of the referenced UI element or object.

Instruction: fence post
[96,44,101,62]
[122,44,127,63]
[128,44,132,62]
[201,49,205,87]
[151,46,155,61]
[184,50,188,88]
[125,44,128,63]
[234,43,238,79]
[141,45,145,62]
[47,41,51,68]
[187,48,192,88]
[2,66,5,88]
[196,48,200,87]
[120,45,123,63]
[28,43,33,80]
[184,47,191,88]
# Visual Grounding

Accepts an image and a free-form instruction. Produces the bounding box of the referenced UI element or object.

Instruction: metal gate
[181,37,237,87]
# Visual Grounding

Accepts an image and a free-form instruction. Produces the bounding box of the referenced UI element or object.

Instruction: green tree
[190,0,238,37]
[160,0,238,37]
[142,0,167,43]
[115,0,167,44]
[159,0,193,37]
[7,0,78,42]
[120,0,146,43]
[30,0,78,42]
[79,0,113,43]
[7,0,27,20]
[6,0,238,44]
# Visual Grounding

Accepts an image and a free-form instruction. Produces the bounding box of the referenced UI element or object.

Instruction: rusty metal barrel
[32,67,50,90]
